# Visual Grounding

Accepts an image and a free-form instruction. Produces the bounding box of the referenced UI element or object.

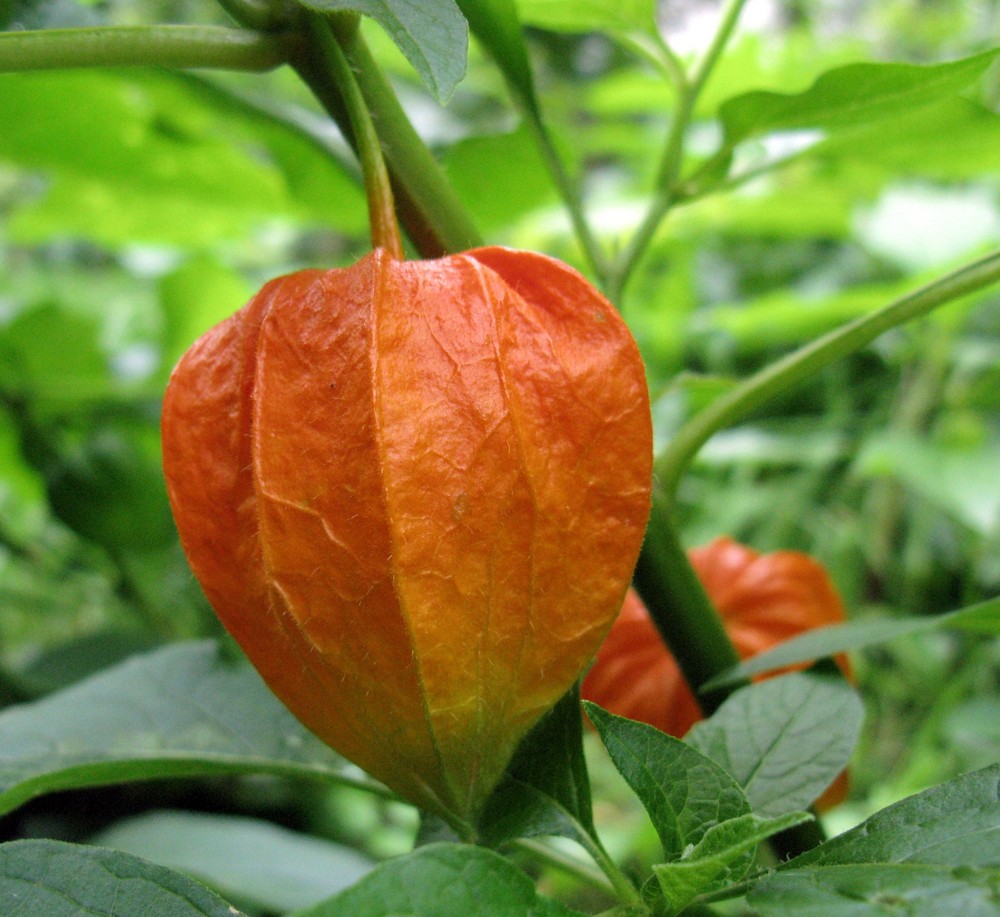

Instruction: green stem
[609,0,748,300]
[511,838,615,896]
[214,0,286,31]
[0,25,295,72]
[304,15,402,258]
[290,25,481,257]
[574,830,645,909]
[655,247,1000,510]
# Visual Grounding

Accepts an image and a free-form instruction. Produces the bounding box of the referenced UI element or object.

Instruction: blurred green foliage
[1,0,999,911]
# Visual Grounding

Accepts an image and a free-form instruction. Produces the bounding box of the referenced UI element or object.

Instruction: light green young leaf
[0,839,246,917]
[653,811,812,914]
[0,641,368,819]
[704,597,1000,689]
[686,673,863,816]
[515,0,657,35]
[298,1,468,101]
[719,49,1000,145]
[583,702,750,861]
[94,810,374,914]
[289,842,587,917]
[747,763,1000,915]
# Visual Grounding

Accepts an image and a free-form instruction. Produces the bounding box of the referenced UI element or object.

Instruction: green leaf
[747,764,1000,915]
[0,640,367,818]
[686,673,863,816]
[748,863,1000,916]
[705,597,1000,689]
[792,762,1000,869]
[719,49,1000,146]
[94,810,374,914]
[298,1,468,102]
[653,811,812,914]
[514,0,657,35]
[583,702,750,861]
[0,70,365,247]
[0,839,246,917]
[289,842,586,917]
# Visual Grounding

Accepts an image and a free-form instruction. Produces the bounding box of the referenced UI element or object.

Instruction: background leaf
[290,842,587,917]
[297,0,468,101]
[0,839,246,917]
[0,640,364,818]
[686,672,864,816]
[719,49,1000,145]
[93,810,375,914]
[705,597,1000,688]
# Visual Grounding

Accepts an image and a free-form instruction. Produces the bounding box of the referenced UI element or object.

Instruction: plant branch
[609,0,748,300]
[0,25,295,72]
[214,0,287,31]
[511,838,615,896]
[303,14,402,258]
[655,247,1000,509]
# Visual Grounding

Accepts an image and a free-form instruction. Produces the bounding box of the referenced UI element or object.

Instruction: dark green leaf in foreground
[298,0,468,102]
[0,839,246,917]
[686,673,863,816]
[0,641,368,818]
[719,49,1000,145]
[289,842,586,917]
[478,684,595,847]
[704,597,1000,689]
[749,863,1000,917]
[583,702,750,859]
[747,764,1000,916]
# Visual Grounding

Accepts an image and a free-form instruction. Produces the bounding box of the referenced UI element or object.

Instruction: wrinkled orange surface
[582,537,852,806]
[162,247,652,825]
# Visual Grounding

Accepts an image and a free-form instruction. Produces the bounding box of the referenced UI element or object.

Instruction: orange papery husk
[161,247,652,827]
[582,537,852,808]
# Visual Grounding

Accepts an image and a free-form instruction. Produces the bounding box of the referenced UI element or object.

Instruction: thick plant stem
[633,490,745,718]
[303,15,402,259]
[655,247,1000,509]
[291,25,481,257]
[0,25,293,71]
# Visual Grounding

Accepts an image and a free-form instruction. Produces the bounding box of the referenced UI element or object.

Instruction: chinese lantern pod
[583,537,852,745]
[162,247,652,826]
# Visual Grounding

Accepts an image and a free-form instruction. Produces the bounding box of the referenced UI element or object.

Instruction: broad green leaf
[792,762,1000,869]
[298,1,468,102]
[0,839,246,917]
[289,842,587,917]
[704,597,1000,689]
[159,255,254,371]
[653,811,812,914]
[0,70,365,247]
[442,125,559,234]
[514,0,657,35]
[11,629,162,697]
[747,764,1000,915]
[748,863,1000,916]
[0,640,366,818]
[686,673,863,817]
[584,702,750,860]
[857,430,1000,535]
[479,684,594,846]
[816,98,1000,180]
[719,49,1000,145]
[94,810,374,914]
